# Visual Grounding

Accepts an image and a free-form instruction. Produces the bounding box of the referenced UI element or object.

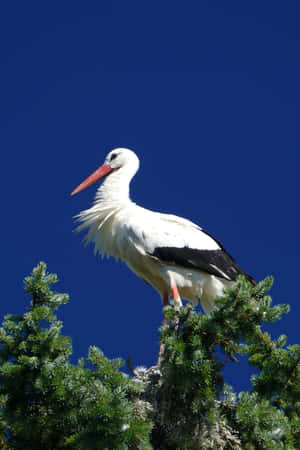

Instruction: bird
[71,148,256,314]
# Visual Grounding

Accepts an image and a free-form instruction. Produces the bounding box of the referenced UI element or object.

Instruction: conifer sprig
[0,264,298,448]
[0,263,152,449]
[145,276,299,449]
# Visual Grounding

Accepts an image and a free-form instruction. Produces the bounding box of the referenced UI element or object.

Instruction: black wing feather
[152,246,256,285]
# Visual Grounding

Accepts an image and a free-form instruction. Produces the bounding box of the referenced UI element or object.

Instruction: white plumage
[72,148,255,314]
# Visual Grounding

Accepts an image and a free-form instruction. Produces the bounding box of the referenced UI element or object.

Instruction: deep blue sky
[1,1,299,392]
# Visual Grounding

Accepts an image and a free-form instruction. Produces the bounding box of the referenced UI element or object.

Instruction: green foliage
[143,276,299,449]
[0,264,298,449]
[0,263,152,449]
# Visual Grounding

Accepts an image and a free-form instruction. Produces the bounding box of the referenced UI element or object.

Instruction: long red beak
[71,163,113,196]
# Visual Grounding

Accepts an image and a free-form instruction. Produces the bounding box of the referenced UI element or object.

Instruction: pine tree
[0,263,299,448]
[143,276,299,449]
[0,263,152,449]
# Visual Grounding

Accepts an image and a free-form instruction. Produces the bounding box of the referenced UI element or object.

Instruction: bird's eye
[110,153,118,161]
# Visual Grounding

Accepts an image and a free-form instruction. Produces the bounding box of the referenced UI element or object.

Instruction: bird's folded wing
[125,210,256,284]
[151,245,253,282]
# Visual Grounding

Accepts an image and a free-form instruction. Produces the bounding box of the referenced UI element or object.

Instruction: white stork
[71,148,255,314]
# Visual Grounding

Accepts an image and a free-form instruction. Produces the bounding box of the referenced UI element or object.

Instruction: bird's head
[71,148,140,196]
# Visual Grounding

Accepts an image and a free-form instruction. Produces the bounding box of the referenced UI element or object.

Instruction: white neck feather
[76,159,139,257]
[95,168,132,205]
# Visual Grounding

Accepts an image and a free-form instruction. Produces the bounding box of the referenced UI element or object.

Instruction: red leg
[163,291,169,307]
[157,292,169,366]
[170,278,183,307]
[156,280,182,367]
[171,282,179,301]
